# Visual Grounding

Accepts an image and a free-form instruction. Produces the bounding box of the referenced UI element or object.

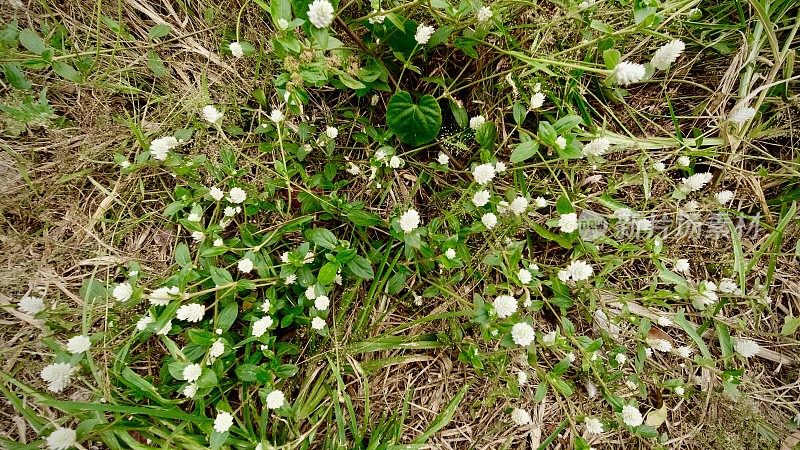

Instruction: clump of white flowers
[307,0,335,28]
[19,294,45,315]
[66,335,91,354]
[472,163,496,185]
[728,106,756,125]
[508,196,528,215]
[613,61,646,86]
[182,363,202,383]
[481,212,497,229]
[311,316,326,330]
[112,282,133,302]
[679,172,713,193]
[493,295,518,318]
[621,405,644,427]
[176,303,205,322]
[202,105,223,124]
[228,187,247,204]
[557,260,594,282]
[472,190,491,207]
[228,41,244,58]
[734,338,761,358]
[46,427,77,450]
[518,268,532,284]
[399,208,421,233]
[650,39,685,70]
[557,212,578,233]
[511,322,536,346]
[414,24,435,45]
[149,136,178,161]
[40,362,76,392]
[476,6,493,22]
[252,316,274,337]
[469,115,486,130]
[584,416,604,435]
[581,136,610,157]
[266,389,286,409]
[715,190,734,205]
[510,407,531,425]
[213,411,234,433]
[238,257,254,273]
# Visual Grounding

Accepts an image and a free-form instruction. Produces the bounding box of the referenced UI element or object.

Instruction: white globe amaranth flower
[674,258,690,273]
[675,345,693,358]
[229,41,244,58]
[182,383,197,398]
[149,136,178,160]
[728,106,756,125]
[182,363,202,382]
[675,386,685,395]
[557,212,578,233]
[388,155,404,169]
[653,161,666,172]
[228,187,247,204]
[437,152,449,165]
[399,208,421,233]
[41,362,76,392]
[650,39,685,70]
[509,196,528,215]
[613,61,646,86]
[202,105,223,124]
[66,335,91,354]
[252,316,274,337]
[314,295,330,310]
[718,278,740,294]
[493,295,518,318]
[19,295,45,315]
[311,316,326,330]
[511,322,535,346]
[270,108,285,123]
[176,303,205,322]
[305,285,317,300]
[472,163,496,185]
[582,136,610,157]
[615,353,627,365]
[542,330,556,345]
[534,197,547,209]
[518,268,532,284]
[584,416,604,435]
[469,115,486,130]
[209,186,224,201]
[112,282,133,302]
[476,6,493,22]
[266,389,286,409]
[214,411,234,433]
[444,248,456,259]
[238,258,254,273]
[414,24,435,45]
[646,337,673,352]
[136,314,154,331]
[715,190,734,205]
[276,18,289,29]
[156,320,172,335]
[495,161,506,173]
[325,126,338,139]
[563,260,593,281]
[621,405,644,427]
[472,190,491,207]
[209,339,225,358]
[510,407,531,425]
[47,427,77,450]
[368,9,385,24]
[481,212,497,229]
[614,207,635,223]
[734,338,760,358]
[530,91,545,109]
[307,0,335,28]
[555,136,567,150]
[680,172,713,193]
[517,370,528,385]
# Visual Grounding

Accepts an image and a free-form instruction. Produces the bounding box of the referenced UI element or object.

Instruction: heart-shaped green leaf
[386,90,442,147]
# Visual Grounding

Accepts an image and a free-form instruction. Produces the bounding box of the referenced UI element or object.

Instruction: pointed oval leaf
[386,90,442,147]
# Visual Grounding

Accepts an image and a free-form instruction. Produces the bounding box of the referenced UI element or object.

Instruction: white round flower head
[675,345,693,358]
[680,172,713,193]
[476,6,493,22]
[651,39,685,70]
[728,106,756,125]
[183,363,202,382]
[41,363,76,392]
[715,190,734,205]
[136,314,154,331]
[202,105,223,124]
[718,278,739,294]
[534,197,547,209]
[653,161,666,173]
[325,126,338,139]
[276,18,289,29]
[368,9,386,24]
[621,405,644,427]
[495,161,507,173]
[647,338,673,352]
[566,260,594,281]
[472,190,491,207]
[311,316,326,330]
[675,386,685,395]
[191,231,206,243]
[305,285,317,300]
[509,196,529,216]
[635,218,653,232]
[676,155,691,167]
[47,427,77,450]
[157,320,172,335]
[112,282,133,302]
[389,155,404,169]
[266,389,285,409]
[510,407,531,426]
[511,322,535,346]
[19,295,45,315]
[518,268,532,284]
[674,258,690,273]
[493,295,518,318]
[209,339,225,358]
[555,136,567,150]
[149,136,178,160]
[414,24,435,45]
[214,411,234,433]
[558,212,578,233]
[213,238,224,247]
[314,295,330,310]
[517,370,528,385]
[229,41,244,58]
[472,163,496,185]
[613,61,646,86]
[582,137,610,157]
[399,209,421,233]
[734,338,760,358]
[308,0,334,28]
[614,208,635,223]
[615,353,627,365]
[445,248,457,259]
[223,206,237,217]
[182,383,197,398]
[209,187,224,201]
[437,152,449,165]
[481,212,497,229]
[176,303,205,322]
[238,258,254,273]
[228,187,247,204]
[530,91,546,109]
[584,416,604,435]
[542,330,556,345]
[270,109,285,123]
[66,335,91,354]
[469,115,486,130]
[252,316,274,337]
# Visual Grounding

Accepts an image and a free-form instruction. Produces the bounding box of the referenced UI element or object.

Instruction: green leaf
[411,385,468,443]
[2,63,32,90]
[209,431,229,450]
[147,50,167,77]
[307,228,338,249]
[781,315,800,336]
[318,261,340,285]
[19,28,46,55]
[175,243,191,267]
[509,140,539,163]
[449,99,467,128]
[474,122,496,150]
[346,255,374,279]
[385,271,407,295]
[51,61,81,82]
[674,309,711,360]
[346,209,382,227]
[386,90,442,147]
[236,364,260,381]
[147,24,172,40]
[602,49,620,70]
[217,303,238,331]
